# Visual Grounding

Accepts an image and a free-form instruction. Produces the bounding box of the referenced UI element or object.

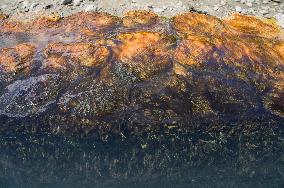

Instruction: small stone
[153,7,165,13]
[246,2,253,6]
[22,0,29,8]
[263,0,269,4]
[177,1,183,6]
[73,0,83,6]
[57,12,64,19]
[214,5,219,11]
[132,0,137,3]
[0,5,8,10]
[260,9,269,15]
[248,8,255,14]
[30,2,39,10]
[22,0,30,12]
[85,5,98,12]
[43,4,52,9]
[235,6,242,12]
[271,0,283,3]
[221,0,227,5]
[275,13,284,28]
[61,0,73,5]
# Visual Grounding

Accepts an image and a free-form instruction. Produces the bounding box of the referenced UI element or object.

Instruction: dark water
[0,118,283,188]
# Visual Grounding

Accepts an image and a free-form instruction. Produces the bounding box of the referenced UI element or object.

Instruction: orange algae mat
[0,11,283,120]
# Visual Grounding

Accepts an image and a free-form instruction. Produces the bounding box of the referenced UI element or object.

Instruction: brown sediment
[174,35,214,66]
[43,42,110,70]
[275,41,284,60]
[0,12,121,35]
[122,10,159,28]
[171,12,225,38]
[224,13,281,39]
[172,14,282,89]
[30,15,62,30]
[0,43,36,73]
[61,12,121,35]
[1,20,27,33]
[114,31,175,80]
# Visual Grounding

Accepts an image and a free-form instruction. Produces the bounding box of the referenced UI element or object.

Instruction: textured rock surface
[1,0,284,22]
[0,11,284,187]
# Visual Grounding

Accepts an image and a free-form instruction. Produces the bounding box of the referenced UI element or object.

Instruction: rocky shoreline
[0,0,284,28]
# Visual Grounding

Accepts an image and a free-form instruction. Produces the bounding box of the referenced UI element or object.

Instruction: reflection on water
[0,33,31,49]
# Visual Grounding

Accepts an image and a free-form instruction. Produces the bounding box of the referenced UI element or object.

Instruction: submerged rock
[0,74,60,117]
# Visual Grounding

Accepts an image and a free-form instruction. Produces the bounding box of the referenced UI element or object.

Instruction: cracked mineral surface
[0,11,283,188]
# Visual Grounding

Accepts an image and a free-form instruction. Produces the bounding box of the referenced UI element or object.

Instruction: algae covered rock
[0,10,283,187]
